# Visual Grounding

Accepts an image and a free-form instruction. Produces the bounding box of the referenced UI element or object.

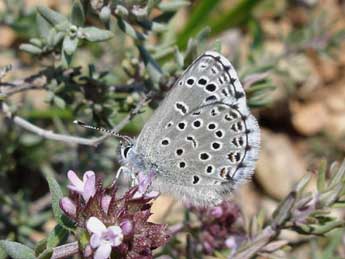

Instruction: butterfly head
[120,138,134,161]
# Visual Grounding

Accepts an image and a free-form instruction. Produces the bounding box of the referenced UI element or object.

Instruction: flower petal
[94,243,112,259]
[60,197,76,217]
[87,217,106,234]
[120,220,133,236]
[83,170,95,182]
[144,191,160,199]
[67,184,83,193]
[83,171,96,202]
[107,226,123,247]
[210,206,223,218]
[90,233,102,248]
[132,191,144,199]
[67,170,84,191]
[101,195,112,214]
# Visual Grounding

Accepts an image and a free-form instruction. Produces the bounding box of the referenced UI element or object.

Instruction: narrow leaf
[47,224,69,248]
[317,159,327,192]
[37,6,69,26]
[35,238,47,256]
[329,159,345,189]
[117,18,145,41]
[37,13,52,38]
[19,44,42,55]
[71,0,85,26]
[137,45,163,84]
[0,241,35,259]
[61,50,73,68]
[158,1,190,12]
[79,27,114,42]
[272,191,297,226]
[41,165,74,230]
[62,36,79,55]
[37,249,53,259]
[53,96,67,109]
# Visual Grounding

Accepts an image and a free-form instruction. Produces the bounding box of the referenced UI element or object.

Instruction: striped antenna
[74,120,131,142]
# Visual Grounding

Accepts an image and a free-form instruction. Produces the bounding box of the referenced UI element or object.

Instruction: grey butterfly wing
[135,51,260,205]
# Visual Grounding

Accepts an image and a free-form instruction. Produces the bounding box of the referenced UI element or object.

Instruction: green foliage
[42,165,74,231]
[0,241,35,259]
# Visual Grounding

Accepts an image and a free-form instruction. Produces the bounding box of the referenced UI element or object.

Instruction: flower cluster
[60,170,169,259]
[190,201,245,255]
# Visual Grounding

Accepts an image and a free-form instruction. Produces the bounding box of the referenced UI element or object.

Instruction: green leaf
[36,13,52,38]
[317,159,327,192]
[310,221,345,235]
[37,6,69,27]
[19,44,42,54]
[158,0,190,12]
[47,30,65,47]
[29,38,43,47]
[53,96,67,109]
[35,238,47,256]
[71,0,85,27]
[79,27,114,42]
[272,191,297,226]
[0,241,35,259]
[37,249,53,259]
[117,18,145,41]
[329,159,345,189]
[62,36,79,55]
[294,174,312,194]
[319,185,343,207]
[137,45,163,84]
[41,165,74,231]
[99,6,111,24]
[47,224,69,248]
[61,50,73,68]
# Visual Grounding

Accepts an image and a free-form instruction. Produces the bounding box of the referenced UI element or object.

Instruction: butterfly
[77,51,260,206]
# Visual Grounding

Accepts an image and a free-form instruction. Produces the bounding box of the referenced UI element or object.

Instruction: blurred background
[0,0,345,258]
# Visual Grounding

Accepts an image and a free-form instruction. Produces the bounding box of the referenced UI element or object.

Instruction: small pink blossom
[225,236,236,249]
[67,170,96,202]
[83,245,93,257]
[132,171,159,199]
[60,197,77,217]
[210,206,223,218]
[86,217,123,259]
[120,219,133,236]
[101,195,112,214]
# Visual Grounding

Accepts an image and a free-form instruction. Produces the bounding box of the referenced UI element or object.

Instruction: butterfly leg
[130,173,138,187]
[111,166,131,187]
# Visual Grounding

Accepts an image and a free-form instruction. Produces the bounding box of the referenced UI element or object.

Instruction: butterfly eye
[122,146,131,158]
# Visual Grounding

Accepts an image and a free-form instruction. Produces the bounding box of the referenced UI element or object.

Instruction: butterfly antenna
[74,120,131,142]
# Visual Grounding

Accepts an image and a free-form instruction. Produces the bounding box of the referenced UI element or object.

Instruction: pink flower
[101,195,112,214]
[86,217,123,259]
[210,206,223,218]
[67,170,96,202]
[59,197,77,217]
[132,171,159,199]
[120,219,133,236]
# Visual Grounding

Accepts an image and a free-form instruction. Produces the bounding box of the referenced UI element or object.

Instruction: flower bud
[60,197,77,217]
[120,220,133,236]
